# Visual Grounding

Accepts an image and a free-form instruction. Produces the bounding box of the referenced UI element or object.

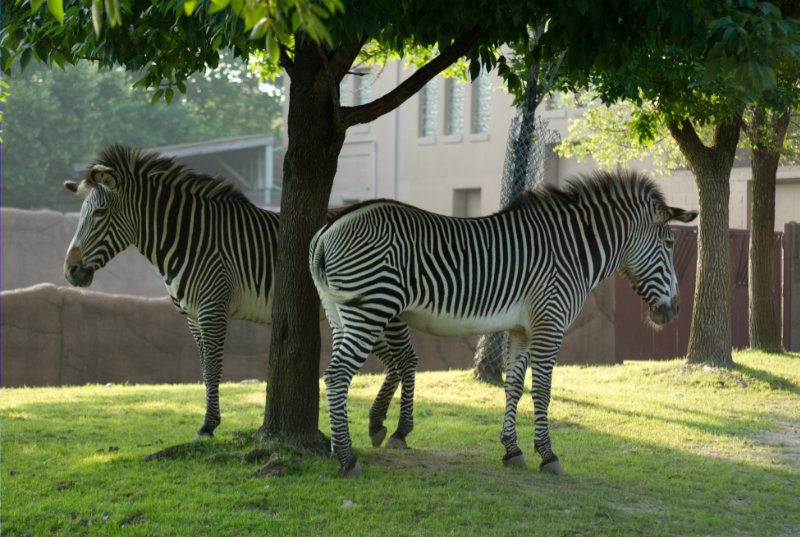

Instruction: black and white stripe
[311,170,697,476]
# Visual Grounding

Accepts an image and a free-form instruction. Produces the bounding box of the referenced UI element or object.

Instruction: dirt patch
[752,421,800,471]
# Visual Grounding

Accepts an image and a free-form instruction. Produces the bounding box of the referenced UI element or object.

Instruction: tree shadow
[733,363,800,394]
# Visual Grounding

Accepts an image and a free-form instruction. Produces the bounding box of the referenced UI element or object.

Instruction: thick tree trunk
[668,118,741,367]
[748,108,790,352]
[253,42,345,451]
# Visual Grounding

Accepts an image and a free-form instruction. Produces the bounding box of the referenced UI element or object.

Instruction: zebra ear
[656,206,698,224]
[88,165,117,191]
[64,179,93,196]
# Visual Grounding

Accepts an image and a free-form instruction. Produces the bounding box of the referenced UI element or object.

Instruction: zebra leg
[530,330,566,475]
[194,308,228,439]
[500,331,530,468]
[325,327,384,477]
[369,336,399,447]
[384,321,417,450]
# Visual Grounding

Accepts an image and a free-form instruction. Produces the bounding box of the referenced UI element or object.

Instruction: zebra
[310,170,697,477]
[63,144,417,441]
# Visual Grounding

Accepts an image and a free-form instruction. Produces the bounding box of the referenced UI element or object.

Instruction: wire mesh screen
[472,112,561,383]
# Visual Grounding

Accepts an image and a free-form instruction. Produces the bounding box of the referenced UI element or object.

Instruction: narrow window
[445,78,465,135]
[354,69,372,106]
[419,78,439,138]
[471,70,491,134]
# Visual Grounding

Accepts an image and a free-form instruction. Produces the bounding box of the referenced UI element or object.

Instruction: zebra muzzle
[649,298,679,326]
[64,246,94,287]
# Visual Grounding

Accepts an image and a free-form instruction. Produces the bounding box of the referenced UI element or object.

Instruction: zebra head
[63,164,133,287]
[619,203,698,326]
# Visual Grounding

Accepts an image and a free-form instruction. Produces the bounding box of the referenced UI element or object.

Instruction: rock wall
[1,208,167,296]
[1,208,616,388]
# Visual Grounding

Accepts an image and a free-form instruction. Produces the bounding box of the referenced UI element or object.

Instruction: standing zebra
[310,170,697,477]
[63,144,416,441]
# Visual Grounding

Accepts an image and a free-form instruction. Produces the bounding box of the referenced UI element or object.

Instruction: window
[453,188,481,217]
[339,69,372,106]
[445,78,465,135]
[354,69,372,106]
[471,70,491,134]
[419,78,439,138]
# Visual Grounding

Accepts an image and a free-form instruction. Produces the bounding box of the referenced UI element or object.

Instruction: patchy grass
[2,350,799,536]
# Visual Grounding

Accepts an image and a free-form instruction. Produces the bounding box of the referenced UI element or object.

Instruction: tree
[552,2,800,367]
[744,106,794,351]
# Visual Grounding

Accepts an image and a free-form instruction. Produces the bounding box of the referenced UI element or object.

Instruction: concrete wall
[0,208,615,387]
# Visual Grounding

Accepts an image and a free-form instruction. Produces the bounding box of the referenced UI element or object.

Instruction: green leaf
[19,48,33,72]
[183,0,198,16]
[209,0,231,14]
[31,0,45,13]
[47,0,64,24]
[91,0,104,36]
[165,87,174,104]
[150,89,164,104]
[105,0,121,26]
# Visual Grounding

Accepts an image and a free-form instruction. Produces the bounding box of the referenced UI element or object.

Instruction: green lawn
[2,350,799,536]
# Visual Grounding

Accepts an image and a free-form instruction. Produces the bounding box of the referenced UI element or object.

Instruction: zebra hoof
[385,436,408,450]
[370,426,388,447]
[539,459,566,475]
[502,453,526,468]
[338,459,362,478]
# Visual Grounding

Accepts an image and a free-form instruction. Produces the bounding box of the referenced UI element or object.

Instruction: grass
[2,349,799,537]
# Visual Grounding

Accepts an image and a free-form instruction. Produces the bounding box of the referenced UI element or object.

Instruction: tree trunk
[748,107,790,352]
[253,42,345,451]
[668,118,741,368]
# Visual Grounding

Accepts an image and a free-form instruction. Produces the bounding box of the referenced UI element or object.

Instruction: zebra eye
[92,208,109,218]
[664,238,674,249]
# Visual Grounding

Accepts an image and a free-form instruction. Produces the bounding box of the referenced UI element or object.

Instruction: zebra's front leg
[530,331,566,475]
[501,332,530,468]
[193,309,228,439]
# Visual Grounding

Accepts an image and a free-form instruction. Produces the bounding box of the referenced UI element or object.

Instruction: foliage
[2,352,799,536]
[0,56,282,210]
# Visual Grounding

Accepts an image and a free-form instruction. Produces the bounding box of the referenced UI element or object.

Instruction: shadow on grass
[733,363,800,393]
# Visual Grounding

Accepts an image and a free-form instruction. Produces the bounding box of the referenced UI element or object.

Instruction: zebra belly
[229,289,274,324]
[398,303,526,338]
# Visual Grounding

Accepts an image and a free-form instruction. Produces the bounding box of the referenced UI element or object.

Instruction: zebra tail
[309,231,362,306]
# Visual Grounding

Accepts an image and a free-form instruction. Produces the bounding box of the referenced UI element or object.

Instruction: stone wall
[1,208,616,388]
[1,208,167,297]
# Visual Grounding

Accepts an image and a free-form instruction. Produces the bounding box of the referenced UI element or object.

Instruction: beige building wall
[305,60,799,230]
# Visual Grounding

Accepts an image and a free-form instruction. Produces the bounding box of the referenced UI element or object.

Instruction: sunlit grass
[2,350,798,536]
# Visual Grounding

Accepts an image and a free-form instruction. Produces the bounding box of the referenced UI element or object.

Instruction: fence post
[784,222,800,351]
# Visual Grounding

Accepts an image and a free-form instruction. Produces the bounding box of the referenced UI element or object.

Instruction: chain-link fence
[472,112,561,384]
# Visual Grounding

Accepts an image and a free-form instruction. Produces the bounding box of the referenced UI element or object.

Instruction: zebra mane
[90,144,250,204]
[503,169,665,214]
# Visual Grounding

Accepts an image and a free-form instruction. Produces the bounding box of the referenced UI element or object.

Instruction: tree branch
[340,26,484,128]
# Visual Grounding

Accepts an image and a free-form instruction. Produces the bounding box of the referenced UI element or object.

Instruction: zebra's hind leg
[384,321,417,450]
[501,332,530,468]
[325,327,384,477]
[367,339,399,448]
